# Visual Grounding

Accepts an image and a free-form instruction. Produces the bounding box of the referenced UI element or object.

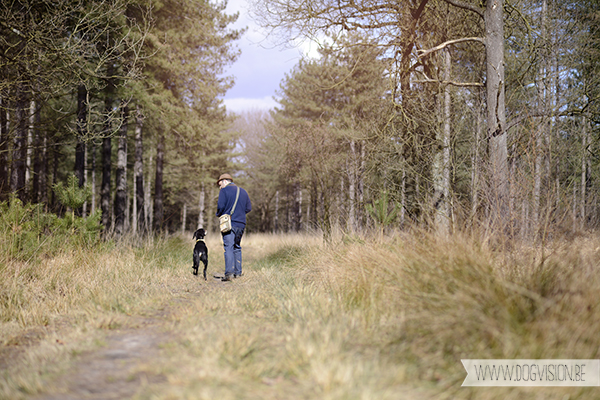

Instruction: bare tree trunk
[297,185,303,231]
[197,183,205,229]
[552,1,561,215]
[90,143,96,214]
[101,97,113,230]
[442,49,452,232]
[485,0,508,232]
[153,133,165,232]
[339,176,344,230]
[25,100,35,195]
[11,85,27,202]
[206,184,213,233]
[31,99,43,204]
[75,85,87,187]
[572,176,577,230]
[25,100,34,196]
[39,131,48,207]
[114,104,128,236]
[51,145,59,212]
[83,145,88,217]
[434,49,452,234]
[288,187,293,232]
[274,190,279,233]
[181,203,187,233]
[322,187,332,243]
[580,118,589,231]
[74,85,87,216]
[305,191,311,232]
[348,140,356,233]
[0,95,8,200]
[358,141,365,230]
[132,179,137,234]
[145,153,153,230]
[134,105,145,235]
[533,0,548,238]
[400,167,406,227]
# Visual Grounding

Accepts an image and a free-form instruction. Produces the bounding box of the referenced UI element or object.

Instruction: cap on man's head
[217,173,233,184]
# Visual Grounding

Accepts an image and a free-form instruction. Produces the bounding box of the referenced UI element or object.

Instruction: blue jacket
[216,183,252,228]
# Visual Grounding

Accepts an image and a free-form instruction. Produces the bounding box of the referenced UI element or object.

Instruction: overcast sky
[222,0,313,114]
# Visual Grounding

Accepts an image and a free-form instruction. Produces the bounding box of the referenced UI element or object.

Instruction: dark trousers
[222,226,244,276]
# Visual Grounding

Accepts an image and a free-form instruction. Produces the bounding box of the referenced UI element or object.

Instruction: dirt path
[35,324,167,400]
[30,277,230,400]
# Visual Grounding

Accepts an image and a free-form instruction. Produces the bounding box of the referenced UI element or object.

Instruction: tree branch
[418,37,485,58]
[413,78,484,87]
[440,0,484,19]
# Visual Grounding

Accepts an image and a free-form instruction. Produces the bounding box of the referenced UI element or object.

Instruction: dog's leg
[193,252,199,276]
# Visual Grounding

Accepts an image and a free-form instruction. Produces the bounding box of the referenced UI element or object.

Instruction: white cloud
[223,96,279,114]
[223,0,320,113]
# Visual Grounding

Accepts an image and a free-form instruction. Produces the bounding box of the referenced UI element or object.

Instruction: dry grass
[1,230,600,399]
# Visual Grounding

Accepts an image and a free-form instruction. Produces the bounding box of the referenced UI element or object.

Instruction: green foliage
[0,196,102,264]
[53,174,92,211]
[365,191,398,237]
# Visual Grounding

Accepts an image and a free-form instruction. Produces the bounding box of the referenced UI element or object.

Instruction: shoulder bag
[219,186,240,233]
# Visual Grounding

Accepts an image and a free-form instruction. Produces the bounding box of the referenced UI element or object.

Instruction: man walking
[216,173,252,281]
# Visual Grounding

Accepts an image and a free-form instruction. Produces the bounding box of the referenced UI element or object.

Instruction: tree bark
[296,184,302,231]
[580,118,589,231]
[485,0,508,232]
[114,104,128,236]
[90,143,96,214]
[274,190,279,233]
[533,0,548,238]
[31,98,43,204]
[25,100,34,197]
[358,141,365,230]
[51,145,59,212]
[75,85,87,187]
[145,153,153,230]
[348,140,356,233]
[0,95,9,200]
[11,84,27,202]
[101,134,112,229]
[39,131,48,207]
[434,49,452,234]
[153,133,165,232]
[101,68,114,230]
[134,105,145,235]
[197,183,205,229]
[75,85,87,216]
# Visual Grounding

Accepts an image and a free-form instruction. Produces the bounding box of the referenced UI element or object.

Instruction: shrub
[0,196,102,264]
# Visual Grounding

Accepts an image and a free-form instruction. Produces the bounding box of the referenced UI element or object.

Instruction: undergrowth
[0,197,102,265]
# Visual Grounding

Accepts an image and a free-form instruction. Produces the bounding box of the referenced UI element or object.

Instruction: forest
[4,2,600,398]
[1,0,599,241]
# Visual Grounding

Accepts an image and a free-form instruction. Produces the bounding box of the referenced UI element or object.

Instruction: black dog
[192,228,208,280]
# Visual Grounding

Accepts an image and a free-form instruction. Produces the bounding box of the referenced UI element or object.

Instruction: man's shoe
[234,272,244,278]
[221,275,232,282]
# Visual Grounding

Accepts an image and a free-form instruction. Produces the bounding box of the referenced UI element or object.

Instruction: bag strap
[230,186,240,215]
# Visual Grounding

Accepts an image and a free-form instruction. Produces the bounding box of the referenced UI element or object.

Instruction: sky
[222,0,315,114]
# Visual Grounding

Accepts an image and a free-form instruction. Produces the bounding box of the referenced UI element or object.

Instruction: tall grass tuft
[288,231,600,398]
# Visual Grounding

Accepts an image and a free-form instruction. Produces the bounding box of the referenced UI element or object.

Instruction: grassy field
[2,224,600,399]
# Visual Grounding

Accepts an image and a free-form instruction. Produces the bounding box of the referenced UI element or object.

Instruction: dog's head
[193,228,206,240]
